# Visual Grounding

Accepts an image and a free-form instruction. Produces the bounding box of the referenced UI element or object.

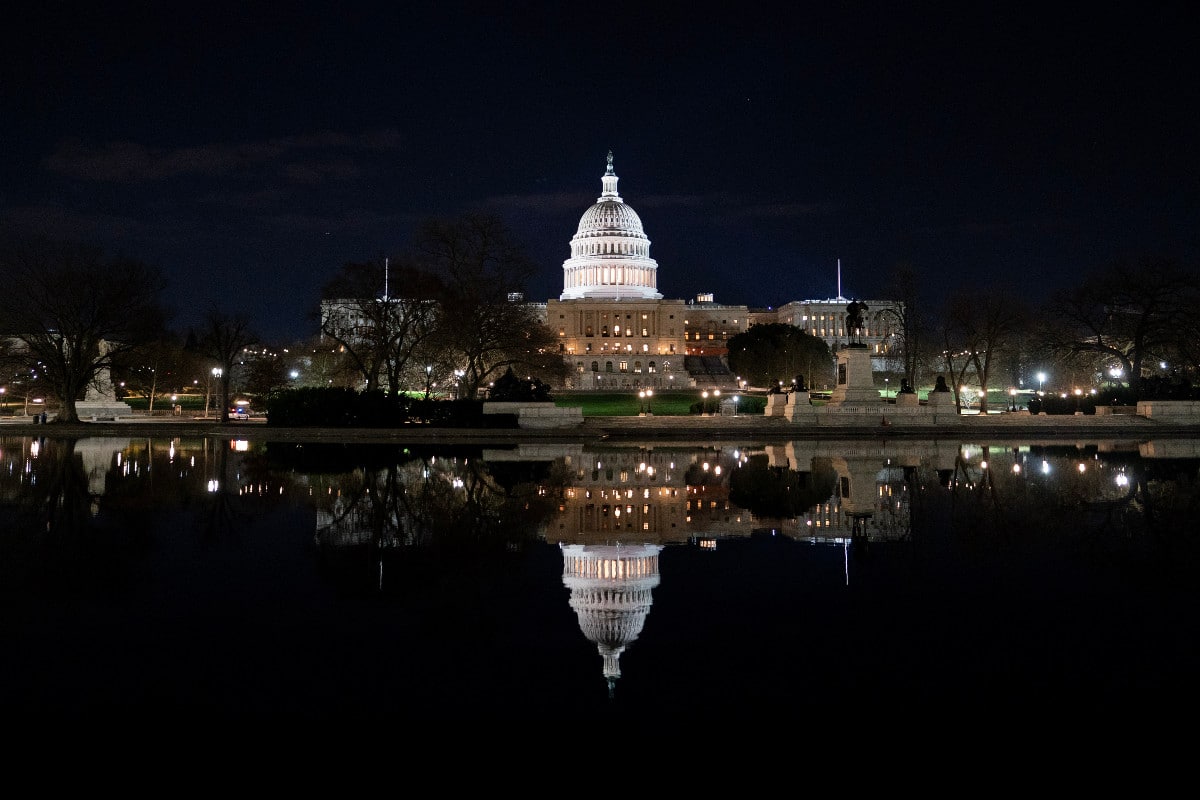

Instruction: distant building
[545,153,903,390]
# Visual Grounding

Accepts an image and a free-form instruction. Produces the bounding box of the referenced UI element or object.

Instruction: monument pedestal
[828,345,881,406]
[927,390,955,409]
[764,393,789,417]
[785,391,817,421]
[76,360,133,420]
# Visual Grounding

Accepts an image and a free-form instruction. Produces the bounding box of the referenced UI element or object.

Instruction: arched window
[577,361,584,373]
[591,361,599,372]
[605,361,614,373]
[601,325,609,337]
[648,361,657,373]
[634,361,642,373]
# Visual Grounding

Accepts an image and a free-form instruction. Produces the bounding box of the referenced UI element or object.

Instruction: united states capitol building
[539,153,903,391]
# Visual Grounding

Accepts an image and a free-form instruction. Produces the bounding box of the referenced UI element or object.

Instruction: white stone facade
[546,154,904,389]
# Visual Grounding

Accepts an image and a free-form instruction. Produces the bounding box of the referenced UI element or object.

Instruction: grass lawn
[121,394,210,411]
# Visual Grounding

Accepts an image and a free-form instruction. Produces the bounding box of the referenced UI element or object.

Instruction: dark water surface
[3,434,1199,731]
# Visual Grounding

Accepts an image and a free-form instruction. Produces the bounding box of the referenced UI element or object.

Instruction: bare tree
[415,214,568,396]
[881,263,932,391]
[943,288,1032,414]
[193,309,258,423]
[318,259,442,395]
[0,239,168,422]
[1039,257,1199,391]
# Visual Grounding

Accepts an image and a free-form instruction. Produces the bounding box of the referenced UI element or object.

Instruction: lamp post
[1009,388,1018,412]
[0,386,5,412]
[713,388,720,416]
[207,367,222,419]
[1037,372,1046,395]
[638,389,647,416]
[733,395,739,416]
[884,377,889,401]
[424,365,433,400]
[645,387,653,415]
[701,390,709,416]
[1074,388,1083,414]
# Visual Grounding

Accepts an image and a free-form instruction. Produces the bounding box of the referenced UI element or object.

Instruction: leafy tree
[728,455,838,518]
[192,308,258,423]
[0,239,168,422]
[415,214,568,396]
[726,323,832,391]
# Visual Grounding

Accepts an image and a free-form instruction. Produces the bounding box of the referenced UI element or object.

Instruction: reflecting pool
[3,434,1199,727]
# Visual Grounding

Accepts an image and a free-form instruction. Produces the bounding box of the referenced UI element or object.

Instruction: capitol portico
[545,153,903,391]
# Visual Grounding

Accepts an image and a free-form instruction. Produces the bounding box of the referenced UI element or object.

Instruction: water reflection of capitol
[523,441,928,693]
[26,434,1175,697]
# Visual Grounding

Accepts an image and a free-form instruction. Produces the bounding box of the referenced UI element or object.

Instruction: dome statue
[560,152,663,300]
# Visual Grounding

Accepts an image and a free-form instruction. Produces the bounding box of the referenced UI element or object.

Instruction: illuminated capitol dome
[560,151,662,301]
[561,543,663,698]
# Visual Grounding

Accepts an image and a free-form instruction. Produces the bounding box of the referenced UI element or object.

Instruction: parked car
[229,407,250,420]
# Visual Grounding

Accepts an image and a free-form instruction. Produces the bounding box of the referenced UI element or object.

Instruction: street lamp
[1009,388,1018,412]
[713,389,720,415]
[1074,388,1083,414]
[209,367,222,419]
[701,390,709,416]
[0,386,5,412]
[733,395,739,416]
[645,388,653,415]
[884,377,889,400]
[424,365,433,400]
[1037,372,1046,395]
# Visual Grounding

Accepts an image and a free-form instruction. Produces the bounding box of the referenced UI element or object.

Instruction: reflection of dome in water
[561,543,662,697]
[560,152,662,301]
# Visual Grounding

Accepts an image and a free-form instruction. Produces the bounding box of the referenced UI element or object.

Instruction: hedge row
[264,387,516,428]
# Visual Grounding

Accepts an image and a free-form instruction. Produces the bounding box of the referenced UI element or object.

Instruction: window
[605,361,614,373]
[591,361,599,372]
[619,360,628,372]
[585,325,593,337]
[601,325,609,337]
[648,361,657,373]
[634,361,642,373]
[614,325,621,336]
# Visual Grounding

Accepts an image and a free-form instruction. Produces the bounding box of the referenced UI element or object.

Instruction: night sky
[3,3,1196,342]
